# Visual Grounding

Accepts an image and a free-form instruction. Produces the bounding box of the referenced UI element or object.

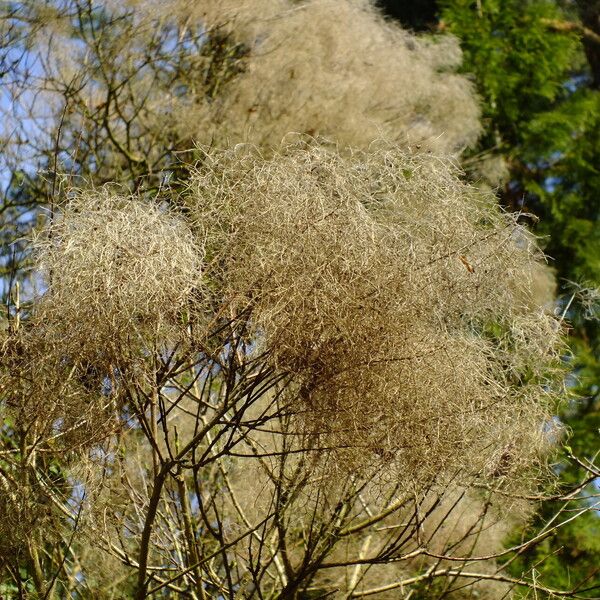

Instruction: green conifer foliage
[439,0,600,593]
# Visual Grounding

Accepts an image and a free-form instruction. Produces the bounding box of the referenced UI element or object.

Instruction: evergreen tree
[435,0,600,593]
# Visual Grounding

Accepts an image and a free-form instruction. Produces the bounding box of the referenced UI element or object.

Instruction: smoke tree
[0,0,597,598]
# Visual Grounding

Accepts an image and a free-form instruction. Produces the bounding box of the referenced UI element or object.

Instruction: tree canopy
[1,0,599,598]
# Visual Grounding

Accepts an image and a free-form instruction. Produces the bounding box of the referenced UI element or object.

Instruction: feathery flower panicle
[189,142,564,489]
[32,192,203,370]
[208,0,481,153]
[118,0,480,154]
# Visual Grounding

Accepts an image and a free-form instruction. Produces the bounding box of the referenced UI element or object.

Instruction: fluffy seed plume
[209,0,480,153]
[31,191,203,369]
[189,142,563,488]
[128,0,480,154]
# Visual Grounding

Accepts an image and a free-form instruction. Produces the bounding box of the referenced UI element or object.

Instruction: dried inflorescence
[0,194,203,552]
[0,191,201,486]
[0,141,566,594]
[0,1,577,594]
[111,0,480,155]
[204,0,481,154]
[190,142,563,489]
[31,192,203,371]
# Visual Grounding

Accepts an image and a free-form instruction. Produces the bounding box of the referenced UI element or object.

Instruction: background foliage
[380,0,600,594]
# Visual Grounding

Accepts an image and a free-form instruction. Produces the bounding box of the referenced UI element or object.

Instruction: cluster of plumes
[0,2,572,595]
[99,0,480,156]
[190,143,563,489]
[197,0,480,153]
[31,192,203,373]
[0,144,565,592]
[0,194,202,551]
